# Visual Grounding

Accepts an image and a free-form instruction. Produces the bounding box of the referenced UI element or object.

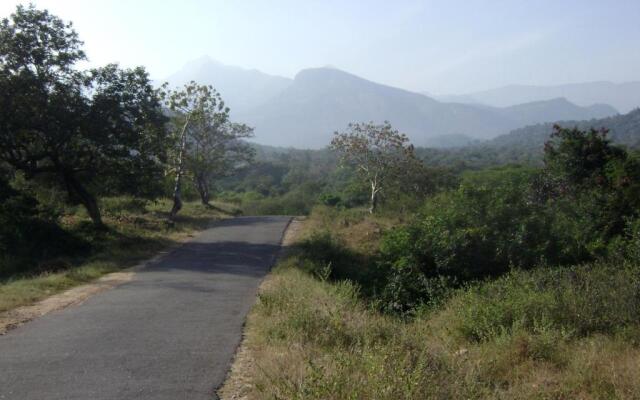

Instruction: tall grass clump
[440,261,640,342]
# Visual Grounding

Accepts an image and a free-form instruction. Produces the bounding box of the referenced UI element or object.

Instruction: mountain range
[165,57,625,149]
[435,81,640,114]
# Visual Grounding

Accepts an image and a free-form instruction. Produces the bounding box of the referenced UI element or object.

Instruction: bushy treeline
[416,109,640,169]
[296,125,640,314]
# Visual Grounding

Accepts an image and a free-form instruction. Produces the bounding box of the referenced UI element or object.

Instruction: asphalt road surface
[0,216,291,400]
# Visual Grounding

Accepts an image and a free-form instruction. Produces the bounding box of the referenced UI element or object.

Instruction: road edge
[0,219,223,336]
[217,216,304,400]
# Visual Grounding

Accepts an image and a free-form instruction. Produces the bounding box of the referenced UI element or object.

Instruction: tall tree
[544,124,626,188]
[331,121,417,213]
[186,107,255,206]
[162,82,255,211]
[162,82,221,219]
[0,5,168,226]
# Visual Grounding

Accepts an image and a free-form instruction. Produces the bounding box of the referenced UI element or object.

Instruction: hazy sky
[2,0,639,94]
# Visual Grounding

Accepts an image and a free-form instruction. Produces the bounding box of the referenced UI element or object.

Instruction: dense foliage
[0,6,168,225]
[291,125,640,315]
[374,126,640,312]
[0,177,84,277]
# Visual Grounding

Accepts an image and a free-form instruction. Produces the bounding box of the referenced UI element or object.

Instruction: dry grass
[222,260,640,400]
[299,206,402,253]
[220,207,640,400]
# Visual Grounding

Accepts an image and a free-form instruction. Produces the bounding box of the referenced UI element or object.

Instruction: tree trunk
[369,182,379,214]
[195,175,210,206]
[62,170,103,227]
[169,115,191,221]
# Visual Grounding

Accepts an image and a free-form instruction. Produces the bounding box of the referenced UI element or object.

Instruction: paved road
[0,216,291,400]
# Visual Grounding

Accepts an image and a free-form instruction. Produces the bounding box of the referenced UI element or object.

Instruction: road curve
[0,216,291,400]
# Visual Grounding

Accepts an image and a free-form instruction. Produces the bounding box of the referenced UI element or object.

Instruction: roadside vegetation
[222,124,640,399]
[234,255,640,399]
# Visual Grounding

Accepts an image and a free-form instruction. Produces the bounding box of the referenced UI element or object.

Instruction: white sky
[2,0,639,94]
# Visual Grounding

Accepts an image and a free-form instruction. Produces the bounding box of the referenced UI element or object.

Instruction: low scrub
[233,256,640,400]
[442,261,640,342]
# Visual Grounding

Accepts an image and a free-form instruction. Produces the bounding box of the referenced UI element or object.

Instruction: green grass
[0,197,238,313]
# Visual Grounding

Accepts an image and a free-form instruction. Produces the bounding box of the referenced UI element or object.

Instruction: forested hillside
[414,108,640,168]
[490,108,640,149]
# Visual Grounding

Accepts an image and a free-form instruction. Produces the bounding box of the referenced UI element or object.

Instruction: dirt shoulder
[0,241,186,335]
[218,217,305,400]
[0,272,133,335]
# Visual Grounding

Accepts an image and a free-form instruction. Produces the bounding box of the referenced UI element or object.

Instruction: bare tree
[331,122,416,213]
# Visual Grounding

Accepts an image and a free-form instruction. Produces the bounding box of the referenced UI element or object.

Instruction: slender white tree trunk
[369,180,379,214]
[169,114,191,221]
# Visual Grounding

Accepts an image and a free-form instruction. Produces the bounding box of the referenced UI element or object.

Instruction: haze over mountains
[436,82,640,114]
[165,57,628,149]
[166,56,291,113]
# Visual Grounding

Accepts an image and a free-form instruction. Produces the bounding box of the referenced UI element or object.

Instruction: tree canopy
[0,5,168,226]
[331,121,417,213]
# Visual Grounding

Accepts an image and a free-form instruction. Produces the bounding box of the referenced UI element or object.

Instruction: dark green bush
[449,261,640,341]
[0,178,85,277]
[378,257,455,314]
[607,217,640,262]
[378,132,640,313]
[318,193,342,207]
[380,167,563,284]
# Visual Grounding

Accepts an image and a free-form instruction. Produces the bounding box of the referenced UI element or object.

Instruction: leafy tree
[162,83,220,217]
[163,82,255,210]
[544,125,626,189]
[186,99,254,206]
[0,5,168,226]
[539,125,640,250]
[331,122,417,213]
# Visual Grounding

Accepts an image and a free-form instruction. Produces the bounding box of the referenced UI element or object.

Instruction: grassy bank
[222,208,640,399]
[0,197,237,313]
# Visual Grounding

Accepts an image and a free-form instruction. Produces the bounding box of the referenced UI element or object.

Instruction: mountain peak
[295,66,357,80]
[165,58,292,114]
[180,55,222,70]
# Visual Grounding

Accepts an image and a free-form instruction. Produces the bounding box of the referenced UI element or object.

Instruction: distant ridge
[237,67,616,148]
[488,108,640,151]
[165,56,292,114]
[166,58,619,149]
[439,81,640,114]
